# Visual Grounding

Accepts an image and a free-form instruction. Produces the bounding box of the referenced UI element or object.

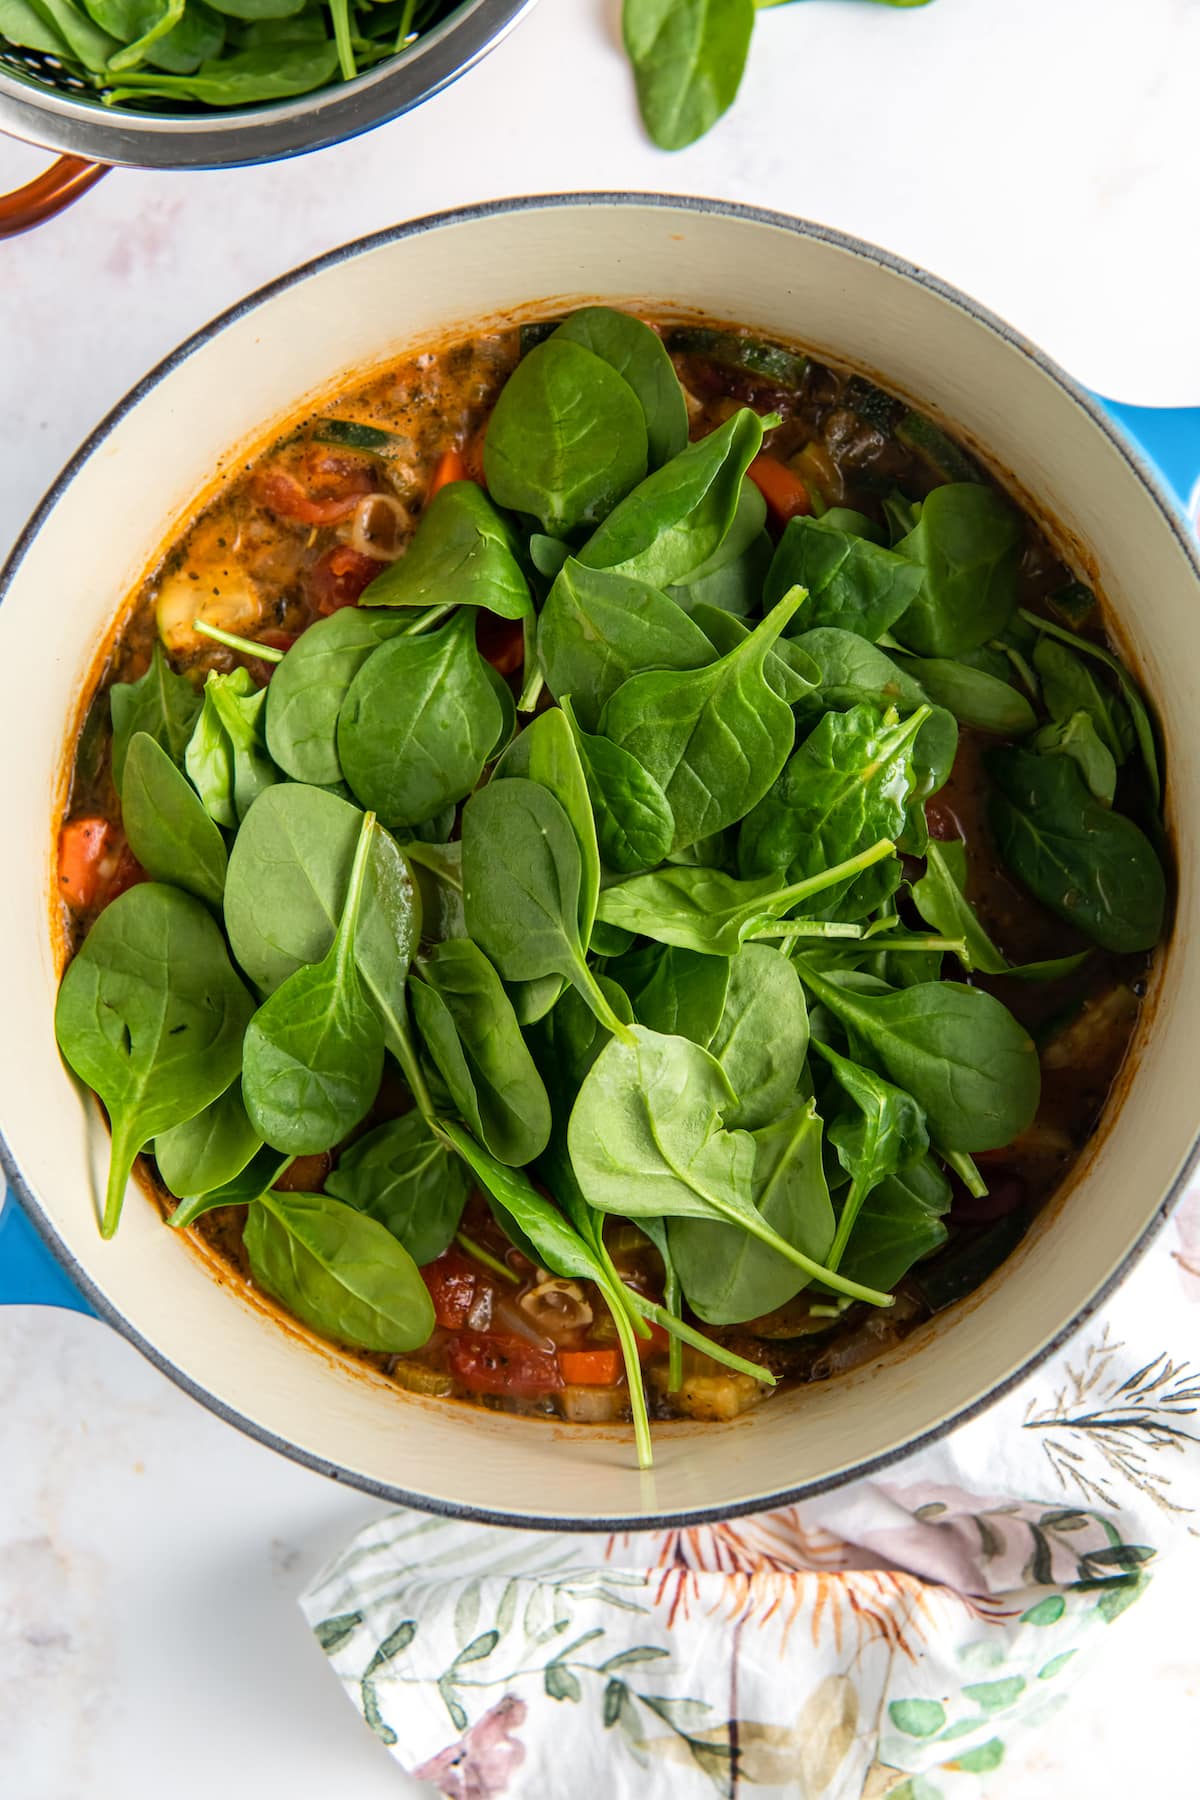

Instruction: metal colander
[0,0,536,170]
[0,45,96,97]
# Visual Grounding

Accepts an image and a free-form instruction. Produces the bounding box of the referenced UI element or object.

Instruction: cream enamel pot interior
[2,196,1198,1530]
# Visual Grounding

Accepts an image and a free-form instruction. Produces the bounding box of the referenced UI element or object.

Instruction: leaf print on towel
[605,1519,951,1662]
[1023,1327,1200,1529]
[867,1477,1158,1592]
[413,1694,528,1799]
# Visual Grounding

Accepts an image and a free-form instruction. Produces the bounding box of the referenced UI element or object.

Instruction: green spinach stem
[193,620,284,662]
[455,1230,518,1283]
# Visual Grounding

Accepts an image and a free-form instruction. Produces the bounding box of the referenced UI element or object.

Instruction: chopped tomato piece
[105,844,147,905]
[57,816,113,910]
[428,446,468,498]
[256,448,376,526]
[558,1348,622,1386]
[447,1331,563,1398]
[475,611,524,677]
[747,452,812,527]
[421,1249,481,1330]
[635,1320,671,1361]
[309,545,385,614]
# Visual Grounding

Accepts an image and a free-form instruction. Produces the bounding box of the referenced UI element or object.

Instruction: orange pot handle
[0,153,110,238]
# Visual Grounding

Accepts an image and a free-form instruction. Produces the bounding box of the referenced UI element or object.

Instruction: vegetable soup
[54,309,1168,1465]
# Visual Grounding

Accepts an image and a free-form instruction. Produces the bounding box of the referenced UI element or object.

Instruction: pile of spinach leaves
[55,304,1167,1470]
[0,0,463,113]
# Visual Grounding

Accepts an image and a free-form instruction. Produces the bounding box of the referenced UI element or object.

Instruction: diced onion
[465,1286,494,1333]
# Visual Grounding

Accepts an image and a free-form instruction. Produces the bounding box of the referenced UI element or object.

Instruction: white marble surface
[4,0,1200,1793]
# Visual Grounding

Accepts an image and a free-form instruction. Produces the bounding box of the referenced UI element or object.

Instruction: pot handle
[0,1187,95,1314]
[0,154,110,239]
[1099,397,1200,527]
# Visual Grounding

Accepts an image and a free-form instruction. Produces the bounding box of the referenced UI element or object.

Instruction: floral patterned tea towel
[300,1189,1200,1800]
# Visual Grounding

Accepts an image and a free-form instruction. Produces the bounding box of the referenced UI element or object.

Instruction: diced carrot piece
[57,816,114,910]
[428,446,468,498]
[747,452,812,527]
[558,1348,623,1386]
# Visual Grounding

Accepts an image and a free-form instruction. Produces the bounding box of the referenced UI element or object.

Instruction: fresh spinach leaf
[567,1024,891,1306]
[264,607,409,788]
[691,601,819,704]
[665,474,766,610]
[765,515,924,641]
[910,838,1090,982]
[537,557,713,731]
[794,628,957,794]
[185,666,279,829]
[738,702,927,919]
[528,533,571,581]
[166,1142,289,1230]
[224,784,420,1070]
[561,696,674,874]
[1034,709,1118,804]
[359,482,532,620]
[611,943,731,1047]
[910,838,1006,975]
[553,307,688,469]
[1021,609,1160,808]
[579,407,767,588]
[337,609,500,828]
[622,0,755,151]
[326,1112,469,1265]
[244,1187,434,1352]
[154,1078,261,1199]
[241,810,385,1156]
[708,944,808,1129]
[105,40,342,106]
[1032,634,1131,765]
[601,582,808,850]
[496,707,600,940]
[54,882,255,1237]
[837,1153,950,1294]
[668,1097,836,1324]
[794,956,1041,1152]
[121,730,228,909]
[594,842,893,955]
[669,527,773,619]
[110,642,201,790]
[987,747,1166,953]
[410,939,551,1167]
[402,838,465,945]
[896,654,1037,735]
[891,484,1022,657]
[461,778,632,1041]
[813,1039,929,1267]
[484,338,648,536]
